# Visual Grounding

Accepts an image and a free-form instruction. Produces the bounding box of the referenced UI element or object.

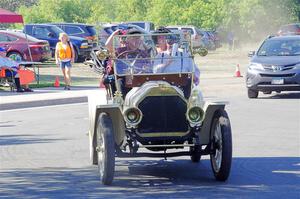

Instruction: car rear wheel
[7,51,23,61]
[96,113,115,185]
[248,89,258,98]
[210,110,232,181]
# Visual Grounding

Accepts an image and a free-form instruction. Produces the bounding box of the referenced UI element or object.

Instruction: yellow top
[56,42,72,60]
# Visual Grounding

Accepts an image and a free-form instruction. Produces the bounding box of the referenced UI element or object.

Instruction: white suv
[166,25,203,48]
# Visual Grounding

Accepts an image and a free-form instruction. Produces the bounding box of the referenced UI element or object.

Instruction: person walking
[55,33,75,90]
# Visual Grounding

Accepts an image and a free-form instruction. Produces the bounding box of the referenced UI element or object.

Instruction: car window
[130,22,145,29]
[150,23,155,31]
[7,35,18,42]
[65,26,84,35]
[0,34,9,42]
[195,28,204,36]
[168,28,179,31]
[86,26,97,35]
[33,27,51,38]
[257,38,300,56]
[182,28,194,35]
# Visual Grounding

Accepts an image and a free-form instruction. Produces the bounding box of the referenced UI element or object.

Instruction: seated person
[0,56,33,92]
[104,28,152,96]
[106,28,152,74]
[152,29,200,85]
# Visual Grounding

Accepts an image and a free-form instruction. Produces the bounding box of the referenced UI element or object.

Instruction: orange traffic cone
[54,76,60,87]
[234,64,243,77]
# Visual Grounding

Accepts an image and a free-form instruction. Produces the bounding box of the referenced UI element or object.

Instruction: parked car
[0,30,51,62]
[24,24,92,62]
[277,23,300,36]
[87,32,232,185]
[51,23,98,47]
[98,23,148,46]
[122,21,155,32]
[246,35,300,98]
[206,30,221,49]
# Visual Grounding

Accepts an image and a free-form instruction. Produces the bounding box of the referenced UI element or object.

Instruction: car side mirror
[248,51,255,57]
[47,32,55,38]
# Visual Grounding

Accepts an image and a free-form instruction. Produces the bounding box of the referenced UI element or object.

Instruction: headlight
[186,106,204,126]
[248,63,263,70]
[123,107,142,127]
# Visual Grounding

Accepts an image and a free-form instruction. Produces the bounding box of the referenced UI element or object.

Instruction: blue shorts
[60,61,72,69]
[5,68,17,77]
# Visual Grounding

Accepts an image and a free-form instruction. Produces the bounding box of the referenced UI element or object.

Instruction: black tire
[210,109,232,181]
[96,113,115,185]
[247,88,258,98]
[190,145,201,162]
[7,51,23,61]
[73,49,79,63]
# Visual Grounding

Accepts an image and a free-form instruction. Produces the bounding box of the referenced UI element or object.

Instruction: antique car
[86,31,232,185]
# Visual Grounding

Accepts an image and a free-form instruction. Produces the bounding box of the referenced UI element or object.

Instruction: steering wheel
[117,50,141,59]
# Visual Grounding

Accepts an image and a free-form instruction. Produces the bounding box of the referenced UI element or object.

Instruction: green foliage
[13,0,300,41]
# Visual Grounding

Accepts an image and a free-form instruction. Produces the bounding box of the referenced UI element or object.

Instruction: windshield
[112,33,194,76]
[257,38,300,56]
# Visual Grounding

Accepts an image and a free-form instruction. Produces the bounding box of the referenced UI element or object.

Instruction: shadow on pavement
[0,157,299,198]
[0,134,65,146]
[258,92,300,99]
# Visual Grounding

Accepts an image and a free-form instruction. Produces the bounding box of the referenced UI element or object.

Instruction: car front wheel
[96,113,115,185]
[210,110,232,181]
[247,88,258,98]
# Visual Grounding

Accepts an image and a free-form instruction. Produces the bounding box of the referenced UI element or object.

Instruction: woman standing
[55,33,75,90]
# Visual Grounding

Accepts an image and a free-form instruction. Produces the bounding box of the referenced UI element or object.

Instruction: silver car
[246,35,300,98]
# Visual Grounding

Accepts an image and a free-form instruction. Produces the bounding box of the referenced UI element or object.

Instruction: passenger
[152,27,200,85]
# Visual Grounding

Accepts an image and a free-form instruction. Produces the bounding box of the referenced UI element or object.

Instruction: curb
[0,96,87,111]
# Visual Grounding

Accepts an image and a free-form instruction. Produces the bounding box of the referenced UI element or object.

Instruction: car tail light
[29,44,44,48]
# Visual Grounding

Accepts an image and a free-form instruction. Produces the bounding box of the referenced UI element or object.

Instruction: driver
[105,28,152,74]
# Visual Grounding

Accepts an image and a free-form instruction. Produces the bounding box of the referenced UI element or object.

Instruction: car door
[32,26,57,49]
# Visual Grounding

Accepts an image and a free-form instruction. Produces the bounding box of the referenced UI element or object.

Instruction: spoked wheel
[96,113,115,185]
[210,110,232,181]
[190,145,201,163]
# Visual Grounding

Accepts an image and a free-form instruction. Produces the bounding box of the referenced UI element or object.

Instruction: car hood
[251,55,300,66]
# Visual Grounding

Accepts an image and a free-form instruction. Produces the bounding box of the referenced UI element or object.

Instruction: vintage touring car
[86,30,232,185]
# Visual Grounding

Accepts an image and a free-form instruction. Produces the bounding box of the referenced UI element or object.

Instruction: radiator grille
[138,96,189,134]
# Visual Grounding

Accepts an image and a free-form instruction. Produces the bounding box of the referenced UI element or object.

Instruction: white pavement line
[0,102,88,113]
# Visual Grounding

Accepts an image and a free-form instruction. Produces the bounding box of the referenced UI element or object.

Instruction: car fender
[88,90,125,164]
[199,101,228,145]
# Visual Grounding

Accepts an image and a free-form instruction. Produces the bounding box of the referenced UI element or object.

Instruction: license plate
[271,78,284,84]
